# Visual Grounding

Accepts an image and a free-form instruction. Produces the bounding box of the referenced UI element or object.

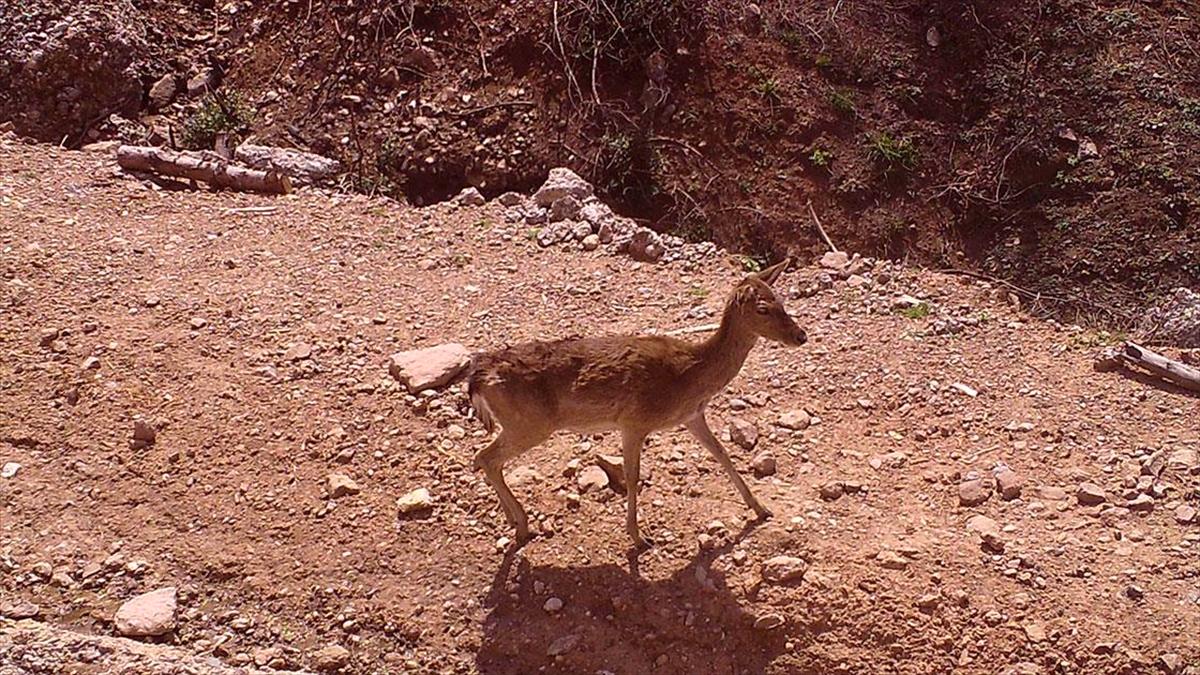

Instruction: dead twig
[448,100,535,118]
[807,201,839,252]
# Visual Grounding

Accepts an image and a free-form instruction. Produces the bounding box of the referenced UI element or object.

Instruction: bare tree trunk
[116,145,292,194]
[1096,341,1200,393]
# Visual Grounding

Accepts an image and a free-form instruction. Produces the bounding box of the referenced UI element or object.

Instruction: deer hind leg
[685,413,772,520]
[473,429,546,542]
[620,430,650,548]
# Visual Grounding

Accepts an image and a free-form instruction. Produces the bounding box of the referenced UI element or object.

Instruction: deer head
[731,257,807,346]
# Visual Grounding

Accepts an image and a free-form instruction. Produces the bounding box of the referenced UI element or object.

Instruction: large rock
[234,144,342,186]
[148,74,177,111]
[760,555,808,583]
[114,587,177,638]
[533,168,593,207]
[1140,287,1200,347]
[389,343,471,392]
[626,228,664,263]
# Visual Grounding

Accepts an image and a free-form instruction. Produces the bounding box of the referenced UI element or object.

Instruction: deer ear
[755,257,791,286]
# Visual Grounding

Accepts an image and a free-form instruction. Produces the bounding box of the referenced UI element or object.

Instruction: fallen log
[116,145,291,194]
[1095,340,1200,393]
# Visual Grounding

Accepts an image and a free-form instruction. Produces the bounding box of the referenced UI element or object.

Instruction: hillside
[2,137,1199,673]
[2,0,1198,324]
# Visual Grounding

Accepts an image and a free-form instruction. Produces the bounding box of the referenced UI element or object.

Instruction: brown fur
[468,258,806,548]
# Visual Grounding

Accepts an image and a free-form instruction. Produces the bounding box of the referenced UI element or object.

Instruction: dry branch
[116,145,292,194]
[807,201,839,252]
[1095,341,1200,393]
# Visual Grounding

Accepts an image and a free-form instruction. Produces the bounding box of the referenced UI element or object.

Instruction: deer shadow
[475,523,789,675]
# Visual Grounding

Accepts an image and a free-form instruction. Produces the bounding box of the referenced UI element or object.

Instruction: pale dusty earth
[1,136,1199,674]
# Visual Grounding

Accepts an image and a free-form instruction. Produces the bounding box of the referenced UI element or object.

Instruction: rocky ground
[2,135,1199,674]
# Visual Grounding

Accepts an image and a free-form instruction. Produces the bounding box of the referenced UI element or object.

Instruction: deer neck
[693,302,758,394]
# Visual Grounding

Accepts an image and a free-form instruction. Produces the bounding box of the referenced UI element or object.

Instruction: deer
[466,257,807,549]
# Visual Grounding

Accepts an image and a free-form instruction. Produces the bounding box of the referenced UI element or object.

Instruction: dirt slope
[2,138,1199,674]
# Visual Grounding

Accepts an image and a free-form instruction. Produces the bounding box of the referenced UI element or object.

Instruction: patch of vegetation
[898,302,931,319]
[808,147,833,167]
[747,65,782,101]
[814,54,832,68]
[180,92,254,150]
[558,0,701,86]
[777,29,805,50]
[828,89,855,115]
[867,132,918,172]
[737,255,763,273]
[1103,8,1138,33]
[598,131,662,214]
[687,285,709,299]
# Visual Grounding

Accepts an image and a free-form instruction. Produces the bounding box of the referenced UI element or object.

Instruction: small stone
[728,419,758,450]
[1126,494,1155,512]
[819,481,844,501]
[82,356,101,370]
[284,342,313,361]
[1,601,40,619]
[115,587,177,638]
[51,571,75,588]
[581,233,600,251]
[396,488,433,514]
[776,409,810,430]
[916,593,941,612]
[994,469,1023,500]
[389,343,471,392]
[1023,623,1046,643]
[497,192,524,206]
[958,479,991,507]
[327,473,360,499]
[1125,584,1145,600]
[1076,482,1107,506]
[543,597,564,612]
[819,251,849,270]
[595,454,625,489]
[627,228,664,263]
[750,452,776,477]
[312,644,351,671]
[0,462,20,479]
[31,562,52,579]
[760,555,808,583]
[189,317,207,329]
[577,466,609,493]
[1158,653,1183,674]
[1174,504,1196,524]
[133,420,157,445]
[453,187,485,206]
[753,614,785,630]
[966,514,1004,551]
[876,550,910,570]
[1029,485,1067,501]
[547,634,580,656]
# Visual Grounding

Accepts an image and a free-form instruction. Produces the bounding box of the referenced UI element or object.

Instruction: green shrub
[867,132,918,172]
[180,92,253,150]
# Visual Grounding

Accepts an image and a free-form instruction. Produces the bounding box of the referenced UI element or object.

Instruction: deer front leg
[620,431,650,549]
[685,412,772,519]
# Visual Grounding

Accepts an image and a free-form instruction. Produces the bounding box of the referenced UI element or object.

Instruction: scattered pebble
[1,462,20,479]
[543,597,563,613]
[1076,482,1107,506]
[396,487,433,514]
[750,452,776,477]
[760,555,808,584]
[327,473,360,499]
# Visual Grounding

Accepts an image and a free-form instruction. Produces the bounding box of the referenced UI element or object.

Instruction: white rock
[396,487,433,514]
[452,187,486,207]
[819,251,849,270]
[579,201,614,227]
[533,167,593,207]
[0,462,20,479]
[389,343,471,392]
[115,587,177,638]
[760,555,808,583]
[776,409,810,430]
[327,473,360,499]
[543,597,564,612]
